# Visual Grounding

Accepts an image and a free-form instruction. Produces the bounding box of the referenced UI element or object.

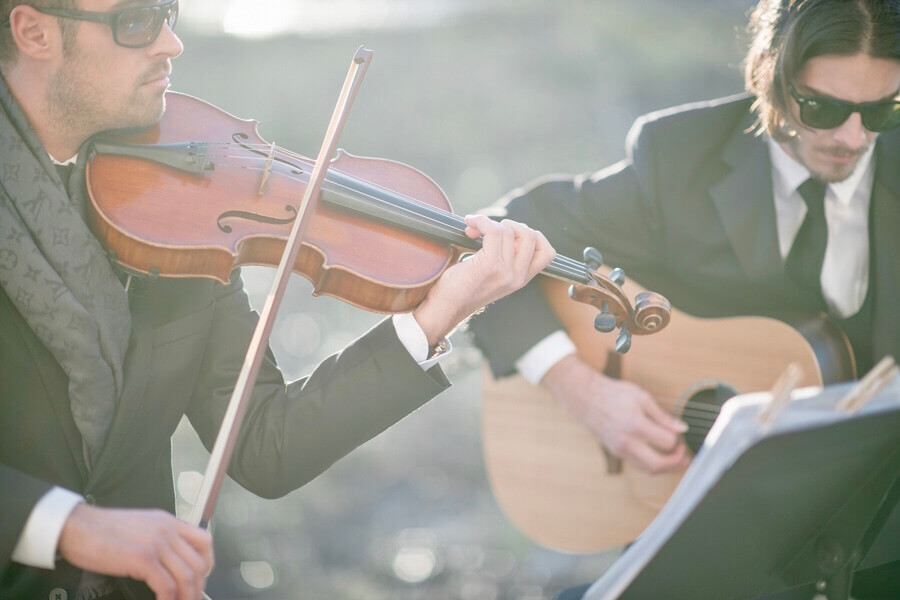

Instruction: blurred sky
[179,0,483,38]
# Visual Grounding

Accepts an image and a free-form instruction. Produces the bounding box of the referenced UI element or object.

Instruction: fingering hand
[413,215,555,345]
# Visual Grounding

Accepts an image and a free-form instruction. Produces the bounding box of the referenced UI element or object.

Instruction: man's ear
[7,4,64,61]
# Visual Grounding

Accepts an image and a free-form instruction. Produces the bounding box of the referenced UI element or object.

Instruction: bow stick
[188,46,374,529]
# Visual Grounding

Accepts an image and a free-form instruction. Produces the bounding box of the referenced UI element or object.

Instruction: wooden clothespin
[758,362,804,430]
[835,356,899,413]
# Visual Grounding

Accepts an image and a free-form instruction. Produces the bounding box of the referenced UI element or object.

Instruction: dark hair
[744,0,900,139]
[1,0,76,65]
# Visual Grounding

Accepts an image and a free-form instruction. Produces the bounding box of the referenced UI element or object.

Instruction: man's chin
[811,161,859,184]
[99,105,165,138]
[805,151,864,184]
[127,96,167,129]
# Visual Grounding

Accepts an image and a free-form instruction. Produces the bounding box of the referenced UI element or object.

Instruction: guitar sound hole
[680,382,739,454]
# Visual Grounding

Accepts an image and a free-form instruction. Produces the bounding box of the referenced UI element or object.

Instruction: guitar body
[481,276,855,553]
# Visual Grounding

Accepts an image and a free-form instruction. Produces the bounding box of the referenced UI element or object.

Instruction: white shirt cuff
[11,487,84,569]
[391,313,452,371]
[515,330,577,384]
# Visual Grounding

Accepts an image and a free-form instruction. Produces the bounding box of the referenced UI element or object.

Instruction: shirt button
[49,588,68,600]
[84,494,96,505]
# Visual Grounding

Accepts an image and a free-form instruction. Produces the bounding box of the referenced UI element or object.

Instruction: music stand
[583,377,900,600]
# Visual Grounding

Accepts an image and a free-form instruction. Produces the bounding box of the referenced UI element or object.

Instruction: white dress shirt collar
[49,153,78,166]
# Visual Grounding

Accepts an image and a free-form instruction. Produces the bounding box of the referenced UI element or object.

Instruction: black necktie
[55,162,75,188]
[785,177,828,310]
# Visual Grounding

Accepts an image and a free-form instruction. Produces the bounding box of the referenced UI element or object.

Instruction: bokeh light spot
[240,561,276,589]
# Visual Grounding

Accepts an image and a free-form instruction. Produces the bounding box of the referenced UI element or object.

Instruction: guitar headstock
[567,248,671,353]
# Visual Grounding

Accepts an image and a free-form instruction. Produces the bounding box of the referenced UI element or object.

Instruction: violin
[86,91,670,344]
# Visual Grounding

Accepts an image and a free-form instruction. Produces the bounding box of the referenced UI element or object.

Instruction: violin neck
[319,174,593,286]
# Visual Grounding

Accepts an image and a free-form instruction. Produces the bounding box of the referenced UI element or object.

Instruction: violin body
[87,92,461,313]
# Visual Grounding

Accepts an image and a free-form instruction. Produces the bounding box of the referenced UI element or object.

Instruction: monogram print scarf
[0,74,131,469]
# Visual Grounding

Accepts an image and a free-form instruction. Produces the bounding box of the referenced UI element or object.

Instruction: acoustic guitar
[481,275,856,554]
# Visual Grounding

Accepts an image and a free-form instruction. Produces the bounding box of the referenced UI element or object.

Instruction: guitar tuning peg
[593,301,617,333]
[583,247,603,271]
[615,323,632,354]
[609,267,625,286]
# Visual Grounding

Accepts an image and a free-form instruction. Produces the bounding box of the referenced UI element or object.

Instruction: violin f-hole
[216,205,297,233]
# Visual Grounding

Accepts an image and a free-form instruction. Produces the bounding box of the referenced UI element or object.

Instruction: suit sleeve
[468,118,666,377]
[185,275,451,499]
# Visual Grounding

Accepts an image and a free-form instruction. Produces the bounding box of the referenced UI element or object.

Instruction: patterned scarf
[0,74,131,470]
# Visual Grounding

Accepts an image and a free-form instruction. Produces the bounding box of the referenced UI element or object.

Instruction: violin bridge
[258,142,276,196]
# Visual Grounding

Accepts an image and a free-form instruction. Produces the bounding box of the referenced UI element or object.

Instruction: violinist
[0,1,555,599]
[469,0,899,598]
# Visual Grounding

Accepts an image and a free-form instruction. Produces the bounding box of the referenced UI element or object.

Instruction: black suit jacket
[1,271,450,597]
[470,94,900,377]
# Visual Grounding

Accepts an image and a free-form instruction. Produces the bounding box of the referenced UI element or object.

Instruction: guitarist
[468,0,899,597]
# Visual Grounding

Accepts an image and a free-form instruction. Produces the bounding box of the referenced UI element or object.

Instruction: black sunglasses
[4,0,179,49]
[789,84,900,133]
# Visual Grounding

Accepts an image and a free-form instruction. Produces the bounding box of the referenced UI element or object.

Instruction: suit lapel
[870,132,900,363]
[709,117,784,283]
[35,360,90,482]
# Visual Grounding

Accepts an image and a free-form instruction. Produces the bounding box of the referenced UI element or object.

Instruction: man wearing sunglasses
[0,1,556,599]
[470,0,899,597]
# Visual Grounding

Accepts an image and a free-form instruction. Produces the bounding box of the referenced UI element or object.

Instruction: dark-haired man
[0,1,555,599]
[469,0,899,597]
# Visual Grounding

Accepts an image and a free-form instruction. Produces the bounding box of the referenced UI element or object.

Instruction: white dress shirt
[515,136,876,385]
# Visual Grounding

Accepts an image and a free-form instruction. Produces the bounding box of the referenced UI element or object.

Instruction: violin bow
[188,46,374,529]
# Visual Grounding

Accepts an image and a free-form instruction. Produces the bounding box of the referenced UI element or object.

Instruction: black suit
[1,271,449,597]
[468,94,900,597]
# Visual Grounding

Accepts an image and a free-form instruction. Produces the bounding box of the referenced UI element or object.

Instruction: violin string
[322,177,591,281]
[202,146,588,286]
[206,149,595,282]
[322,178,593,280]
[208,145,593,279]
[217,156,586,281]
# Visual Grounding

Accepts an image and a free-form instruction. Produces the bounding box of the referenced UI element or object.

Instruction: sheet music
[583,377,900,600]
